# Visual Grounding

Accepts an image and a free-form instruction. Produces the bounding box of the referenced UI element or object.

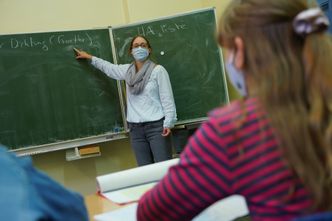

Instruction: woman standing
[75,36,177,166]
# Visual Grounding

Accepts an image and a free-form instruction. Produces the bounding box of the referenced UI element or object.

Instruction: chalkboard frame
[0,28,128,156]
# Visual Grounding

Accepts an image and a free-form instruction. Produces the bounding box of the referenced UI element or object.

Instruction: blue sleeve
[0,146,88,221]
[91,56,129,80]
[19,156,89,221]
[156,65,177,128]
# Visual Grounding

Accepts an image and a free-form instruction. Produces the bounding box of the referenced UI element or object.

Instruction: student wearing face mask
[74,36,177,166]
[136,0,332,220]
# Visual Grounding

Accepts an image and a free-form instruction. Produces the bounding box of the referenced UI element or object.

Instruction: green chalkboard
[0,29,124,150]
[112,8,228,124]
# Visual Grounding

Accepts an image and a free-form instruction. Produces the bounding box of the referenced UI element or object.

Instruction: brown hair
[219,0,332,209]
[128,35,152,53]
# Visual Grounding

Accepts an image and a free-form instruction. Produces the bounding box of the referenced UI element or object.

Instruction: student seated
[0,144,88,221]
[136,0,332,220]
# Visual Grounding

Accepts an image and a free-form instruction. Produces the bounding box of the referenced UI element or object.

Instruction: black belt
[128,117,164,127]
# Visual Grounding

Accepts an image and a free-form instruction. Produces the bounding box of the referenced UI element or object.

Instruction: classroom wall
[32,139,136,195]
[125,0,203,22]
[1,0,233,195]
[0,0,126,34]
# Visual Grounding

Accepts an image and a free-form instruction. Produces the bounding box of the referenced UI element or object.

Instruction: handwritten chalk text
[137,23,188,37]
[0,32,97,52]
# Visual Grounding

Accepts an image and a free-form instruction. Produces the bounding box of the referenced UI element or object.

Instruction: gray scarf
[125,59,156,95]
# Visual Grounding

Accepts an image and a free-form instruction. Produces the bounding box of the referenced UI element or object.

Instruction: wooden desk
[84,194,124,221]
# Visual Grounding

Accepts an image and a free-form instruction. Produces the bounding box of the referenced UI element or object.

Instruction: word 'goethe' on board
[0,32,99,52]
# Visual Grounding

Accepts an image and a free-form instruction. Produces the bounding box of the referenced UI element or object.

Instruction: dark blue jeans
[128,118,172,166]
[172,128,197,154]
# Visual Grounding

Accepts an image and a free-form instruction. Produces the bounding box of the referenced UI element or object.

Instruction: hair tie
[293,7,329,37]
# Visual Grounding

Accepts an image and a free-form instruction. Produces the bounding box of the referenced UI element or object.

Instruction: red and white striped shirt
[137,98,314,221]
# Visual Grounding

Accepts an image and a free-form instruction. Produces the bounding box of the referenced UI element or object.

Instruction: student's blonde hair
[219,0,332,209]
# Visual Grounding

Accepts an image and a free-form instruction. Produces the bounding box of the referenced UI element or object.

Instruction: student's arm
[19,157,89,221]
[137,117,233,221]
[0,146,88,221]
[156,65,177,133]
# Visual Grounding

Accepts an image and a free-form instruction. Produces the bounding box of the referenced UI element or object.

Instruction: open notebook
[94,195,249,221]
[96,159,179,204]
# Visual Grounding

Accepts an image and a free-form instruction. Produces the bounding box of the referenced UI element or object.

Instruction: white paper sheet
[193,195,249,221]
[94,203,138,221]
[96,159,178,193]
[101,182,157,204]
[94,195,249,221]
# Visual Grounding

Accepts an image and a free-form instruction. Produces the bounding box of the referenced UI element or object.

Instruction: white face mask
[225,51,247,97]
[132,47,149,62]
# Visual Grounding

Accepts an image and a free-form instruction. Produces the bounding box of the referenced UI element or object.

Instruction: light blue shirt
[91,57,177,128]
[0,145,88,221]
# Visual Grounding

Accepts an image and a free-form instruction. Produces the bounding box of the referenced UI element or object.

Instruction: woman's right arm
[74,48,128,80]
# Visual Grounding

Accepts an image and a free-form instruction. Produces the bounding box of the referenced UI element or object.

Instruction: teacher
[74,35,177,166]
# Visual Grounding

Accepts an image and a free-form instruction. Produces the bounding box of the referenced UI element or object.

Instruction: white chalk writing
[2,32,98,52]
[49,33,93,45]
[137,22,188,37]
[10,37,49,51]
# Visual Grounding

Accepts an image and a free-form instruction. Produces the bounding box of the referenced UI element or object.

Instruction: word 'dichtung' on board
[0,32,100,52]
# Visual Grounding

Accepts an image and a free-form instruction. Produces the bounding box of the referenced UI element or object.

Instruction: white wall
[0,0,230,34]
[0,0,125,34]
[32,139,136,194]
[125,0,202,22]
